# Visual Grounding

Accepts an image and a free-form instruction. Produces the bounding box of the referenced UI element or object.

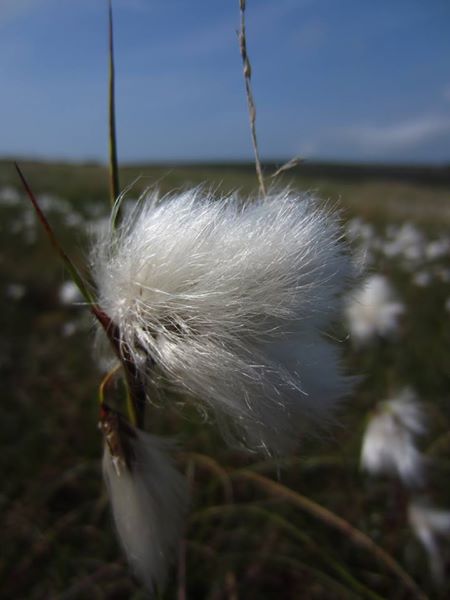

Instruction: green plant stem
[108,0,120,211]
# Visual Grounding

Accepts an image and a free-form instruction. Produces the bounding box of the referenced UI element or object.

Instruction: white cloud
[290,114,450,162]
[345,115,450,149]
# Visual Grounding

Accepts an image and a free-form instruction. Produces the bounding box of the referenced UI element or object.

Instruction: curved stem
[232,470,428,600]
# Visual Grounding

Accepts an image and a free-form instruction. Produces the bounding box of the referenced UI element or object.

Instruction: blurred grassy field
[0,159,449,599]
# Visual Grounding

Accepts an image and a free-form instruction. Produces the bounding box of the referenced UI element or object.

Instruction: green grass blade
[108,0,120,217]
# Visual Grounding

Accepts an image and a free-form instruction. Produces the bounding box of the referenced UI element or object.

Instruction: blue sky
[1,0,450,164]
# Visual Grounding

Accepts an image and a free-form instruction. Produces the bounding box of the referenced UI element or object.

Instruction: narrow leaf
[108,0,120,217]
[15,163,95,305]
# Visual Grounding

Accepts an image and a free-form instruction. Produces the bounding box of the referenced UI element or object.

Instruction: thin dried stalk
[271,156,304,179]
[180,452,234,504]
[233,470,428,600]
[190,505,383,600]
[238,0,266,197]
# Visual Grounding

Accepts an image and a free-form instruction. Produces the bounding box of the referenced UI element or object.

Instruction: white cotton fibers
[361,388,426,486]
[408,501,450,586]
[92,188,355,455]
[345,274,405,346]
[102,415,187,594]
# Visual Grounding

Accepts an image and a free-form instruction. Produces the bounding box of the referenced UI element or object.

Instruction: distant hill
[2,158,450,186]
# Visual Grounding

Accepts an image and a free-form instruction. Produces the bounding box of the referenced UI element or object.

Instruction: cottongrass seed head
[361,388,427,486]
[408,500,450,586]
[92,187,355,455]
[345,273,405,346]
[100,406,187,594]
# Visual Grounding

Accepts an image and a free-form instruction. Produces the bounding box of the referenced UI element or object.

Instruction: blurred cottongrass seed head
[360,388,427,486]
[345,273,405,346]
[91,187,357,592]
[408,500,450,586]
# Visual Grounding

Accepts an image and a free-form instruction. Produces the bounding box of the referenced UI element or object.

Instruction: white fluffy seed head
[102,425,187,594]
[345,274,405,346]
[361,389,426,485]
[92,188,355,454]
[408,501,450,586]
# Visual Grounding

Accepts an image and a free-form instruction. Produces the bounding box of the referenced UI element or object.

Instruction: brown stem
[92,305,147,428]
[233,470,428,600]
[238,0,266,197]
